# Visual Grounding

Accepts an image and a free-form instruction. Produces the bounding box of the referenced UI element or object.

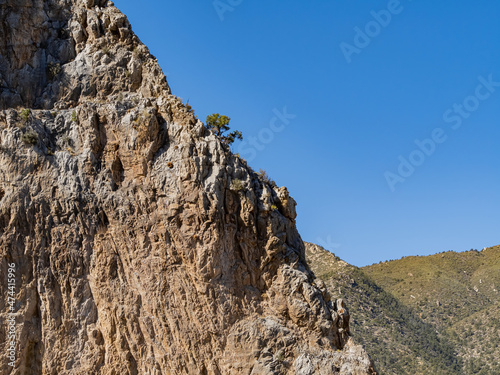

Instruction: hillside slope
[364,246,500,375]
[305,243,460,375]
[305,242,500,375]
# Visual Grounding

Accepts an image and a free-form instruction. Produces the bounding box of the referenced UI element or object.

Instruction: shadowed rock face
[0,0,168,109]
[0,1,377,374]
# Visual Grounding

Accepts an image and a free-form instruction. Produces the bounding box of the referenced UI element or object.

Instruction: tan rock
[0,1,377,374]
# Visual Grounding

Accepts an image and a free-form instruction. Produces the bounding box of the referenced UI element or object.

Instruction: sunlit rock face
[0,1,376,373]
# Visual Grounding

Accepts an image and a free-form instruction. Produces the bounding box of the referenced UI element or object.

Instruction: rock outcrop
[0,1,376,374]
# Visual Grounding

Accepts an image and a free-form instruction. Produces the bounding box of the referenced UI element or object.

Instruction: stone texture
[0,1,377,374]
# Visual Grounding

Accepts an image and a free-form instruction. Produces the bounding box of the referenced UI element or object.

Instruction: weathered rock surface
[0,1,377,374]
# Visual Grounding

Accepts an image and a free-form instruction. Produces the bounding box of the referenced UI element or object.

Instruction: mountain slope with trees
[305,243,500,375]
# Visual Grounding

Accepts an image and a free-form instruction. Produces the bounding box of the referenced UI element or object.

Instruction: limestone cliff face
[0,1,376,374]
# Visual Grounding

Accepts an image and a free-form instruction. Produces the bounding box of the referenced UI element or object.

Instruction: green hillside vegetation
[363,245,500,375]
[363,246,500,330]
[305,243,460,375]
[305,243,500,375]
[448,302,500,374]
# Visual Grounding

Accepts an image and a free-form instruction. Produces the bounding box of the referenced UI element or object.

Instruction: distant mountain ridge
[305,243,500,375]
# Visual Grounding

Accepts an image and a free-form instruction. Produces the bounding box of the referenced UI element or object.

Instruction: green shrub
[47,62,61,79]
[20,108,31,122]
[71,111,78,123]
[206,113,243,146]
[230,178,244,192]
[22,130,38,145]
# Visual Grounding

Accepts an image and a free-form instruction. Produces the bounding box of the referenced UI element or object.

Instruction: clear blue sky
[114,0,500,266]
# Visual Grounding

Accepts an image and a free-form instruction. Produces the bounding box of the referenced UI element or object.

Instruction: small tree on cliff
[206,113,243,146]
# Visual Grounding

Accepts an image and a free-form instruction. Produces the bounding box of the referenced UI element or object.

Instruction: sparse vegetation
[20,108,31,122]
[133,46,143,59]
[275,350,285,363]
[101,46,111,56]
[134,109,151,124]
[206,113,243,146]
[47,62,61,79]
[257,169,276,187]
[71,111,78,123]
[21,130,38,145]
[230,178,244,192]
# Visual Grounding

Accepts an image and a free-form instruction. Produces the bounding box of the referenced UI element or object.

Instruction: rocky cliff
[0,1,376,374]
